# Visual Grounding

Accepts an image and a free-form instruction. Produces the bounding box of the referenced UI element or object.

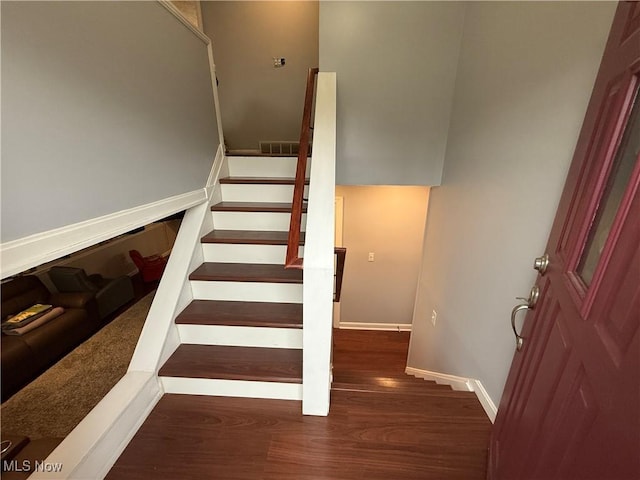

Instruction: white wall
[320,2,465,186]
[408,2,616,407]
[336,186,429,328]
[201,1,318,151]
[1,1,219,243]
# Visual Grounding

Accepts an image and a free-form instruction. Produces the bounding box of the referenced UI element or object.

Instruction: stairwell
[24,72,336,478]
[157,156,309,402]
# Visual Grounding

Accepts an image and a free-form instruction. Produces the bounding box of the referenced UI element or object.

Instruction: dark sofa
[1,276,101,402]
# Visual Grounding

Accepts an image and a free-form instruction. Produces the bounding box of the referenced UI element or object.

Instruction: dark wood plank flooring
[108,330,491,479]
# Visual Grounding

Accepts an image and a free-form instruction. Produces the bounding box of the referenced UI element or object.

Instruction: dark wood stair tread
[176,300,302,328]
[159,344,302,383]
[201,230,305,245]
[211,202,307,213]
[190,263,303,283]
[219,177,309,185]
[331,371,455,395]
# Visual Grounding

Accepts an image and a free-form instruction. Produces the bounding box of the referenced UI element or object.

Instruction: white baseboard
[205,144,225,191]
[31,372,162,480]
[470,379,498,423]
[405,366,474,391]
[405,367,497,423]
[339,322,412,332]
[1,189,207,280]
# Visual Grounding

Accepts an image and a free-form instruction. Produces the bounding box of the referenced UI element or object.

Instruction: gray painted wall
[1,1,219,243]
[320,2,465,186]
[407,2,616,406]
[201,1,318,151]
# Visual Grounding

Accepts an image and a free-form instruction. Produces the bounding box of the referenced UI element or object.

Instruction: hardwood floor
[107,329,491,479]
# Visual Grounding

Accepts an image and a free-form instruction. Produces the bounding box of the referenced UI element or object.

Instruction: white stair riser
[227,156,310,178]
[160,377,302,401]
[221,184,309,203]
[212,211,307,231]
[191,280,303,303]
[177,324,302,349]
[202,244,304,264]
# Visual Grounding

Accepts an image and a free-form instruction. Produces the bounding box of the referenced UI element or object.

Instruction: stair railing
[285,67,319,269]
[285,68,347,301]
[334,247,347,302]
[287,69,338,415]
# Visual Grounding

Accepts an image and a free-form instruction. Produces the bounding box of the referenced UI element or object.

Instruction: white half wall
[320,1,465,185]
[407,2,616,408]
[1,1,219,243]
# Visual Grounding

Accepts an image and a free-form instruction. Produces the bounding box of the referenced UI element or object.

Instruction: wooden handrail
[334,247,347,302]
[285,67,319,269]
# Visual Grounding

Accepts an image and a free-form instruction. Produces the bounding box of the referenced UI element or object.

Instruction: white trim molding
[0,189,207,280]
[405,366,474,392]
[156,1,210,44]
[405,367,498,423]
[206,144,226,192]
[30,372,162,480]
[470,379,498,423]
[340,322,412,332]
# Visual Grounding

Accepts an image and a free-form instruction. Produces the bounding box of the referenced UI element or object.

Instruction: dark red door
[490,3,640,480]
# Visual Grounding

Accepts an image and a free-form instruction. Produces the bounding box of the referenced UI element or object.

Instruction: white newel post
[302,72,337,416]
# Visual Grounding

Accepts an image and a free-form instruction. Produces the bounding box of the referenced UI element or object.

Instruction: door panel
[491,3,640,479]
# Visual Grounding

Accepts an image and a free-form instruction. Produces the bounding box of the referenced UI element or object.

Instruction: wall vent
[259,141,311,156]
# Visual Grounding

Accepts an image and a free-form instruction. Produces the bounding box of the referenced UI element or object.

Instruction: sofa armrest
[50,292,100,322]
[50,292,95,309]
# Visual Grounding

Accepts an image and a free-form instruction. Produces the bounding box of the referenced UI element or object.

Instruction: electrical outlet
[431,309,437,326]
[368,252,375,262]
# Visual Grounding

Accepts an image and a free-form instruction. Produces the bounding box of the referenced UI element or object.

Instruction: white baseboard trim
[470,379,498,423]
[206,144,225,192]
[405,366,474,392]
[339,322,412,332]
[1,189,207,279]
[31,372,162,480]
[405,367,497,423]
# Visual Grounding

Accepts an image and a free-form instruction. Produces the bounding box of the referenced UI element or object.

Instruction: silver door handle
[511,286,539,351]
[511,304,530,351]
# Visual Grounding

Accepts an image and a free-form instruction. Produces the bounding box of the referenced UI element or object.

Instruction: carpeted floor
[1,291,155,439]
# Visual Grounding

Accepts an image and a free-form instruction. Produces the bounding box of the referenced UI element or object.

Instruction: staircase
[158,156,309,402]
